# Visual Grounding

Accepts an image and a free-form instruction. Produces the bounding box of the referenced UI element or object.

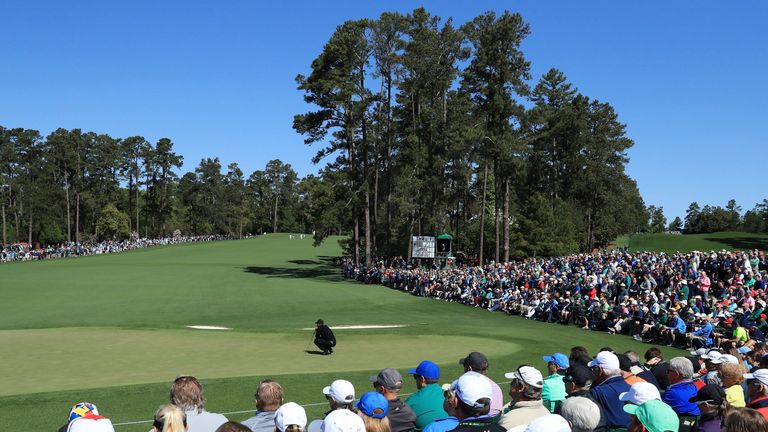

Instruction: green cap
[623,400,679,432]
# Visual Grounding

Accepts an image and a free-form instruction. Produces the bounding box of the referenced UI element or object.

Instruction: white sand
[186,325,232,330]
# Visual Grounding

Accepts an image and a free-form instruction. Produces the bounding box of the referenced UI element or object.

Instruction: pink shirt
[699,276,711,292]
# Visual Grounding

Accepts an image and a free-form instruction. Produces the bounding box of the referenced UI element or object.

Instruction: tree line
[647,200,768,234]
[0,126,310,245]
[293,8,647,265]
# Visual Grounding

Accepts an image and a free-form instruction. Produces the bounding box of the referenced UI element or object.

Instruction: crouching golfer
[314,319,336,355]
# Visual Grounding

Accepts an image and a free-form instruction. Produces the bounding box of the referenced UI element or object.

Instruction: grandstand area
[0,234,680,431]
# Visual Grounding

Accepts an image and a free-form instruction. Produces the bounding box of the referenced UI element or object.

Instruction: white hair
[669,356,694,380]
[602,368,622,378]
[561,397,600,432]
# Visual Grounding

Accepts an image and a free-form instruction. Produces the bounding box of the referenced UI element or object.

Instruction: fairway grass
[0,327,517,396]
[628,231,768,254]
[0,234,687,430]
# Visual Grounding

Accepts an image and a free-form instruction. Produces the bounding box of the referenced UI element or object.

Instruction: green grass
[0,234,684,431]
[627,231,768,254]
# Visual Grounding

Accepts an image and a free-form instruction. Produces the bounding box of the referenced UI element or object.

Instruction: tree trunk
[127,174,133,231]
[1,201,6,245]
[75,191,80,243]
[365,189,371,267]
[479,161,488,266]
[503,177,510,262]
[65,176,71,242]
[135,178,140,238]
[28,211,32,245]
[273,194,279,233]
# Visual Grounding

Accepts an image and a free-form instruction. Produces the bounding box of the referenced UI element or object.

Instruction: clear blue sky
[2,1,766,221]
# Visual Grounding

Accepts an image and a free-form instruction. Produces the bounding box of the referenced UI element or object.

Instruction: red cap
[725,318,734,324]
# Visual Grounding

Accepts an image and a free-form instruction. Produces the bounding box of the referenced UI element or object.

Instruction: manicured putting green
[0,327,517,396]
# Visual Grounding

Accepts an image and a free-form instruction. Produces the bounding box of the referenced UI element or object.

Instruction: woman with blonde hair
[356,392,390,432]
[153,404,187,432]
[719,363,746,408]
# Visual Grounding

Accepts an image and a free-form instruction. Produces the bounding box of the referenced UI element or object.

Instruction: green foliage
[95,204,130,240]
[37,223,66,245]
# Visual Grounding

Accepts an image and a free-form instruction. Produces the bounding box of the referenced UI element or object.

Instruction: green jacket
[405,383,449,429]
[542,373,567,413]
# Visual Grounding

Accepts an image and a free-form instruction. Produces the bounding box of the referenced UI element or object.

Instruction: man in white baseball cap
[588,351,631,430]
[619,382,661,406]
[499,366,549,430]
[744,369,768,419]
[320,409,365,432]
[307,380,356,432]
[442,371,506,432]
[274,402,308,432]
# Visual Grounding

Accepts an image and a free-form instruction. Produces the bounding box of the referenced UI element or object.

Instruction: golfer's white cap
[321,409,365,432]
[588,351,620,370]
[275,402,307,432]
[323,380,355,404]
[619,382,661,405]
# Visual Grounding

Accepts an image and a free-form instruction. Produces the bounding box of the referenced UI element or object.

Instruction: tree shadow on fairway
[243,258,341,281]
[704,236,768,251]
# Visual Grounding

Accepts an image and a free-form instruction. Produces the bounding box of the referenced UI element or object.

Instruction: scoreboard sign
[412,236,436,258]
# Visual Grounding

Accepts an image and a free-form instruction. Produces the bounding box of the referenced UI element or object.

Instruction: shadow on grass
[704,236,768,251]
[304,350,329,355]
[243,256,341,281]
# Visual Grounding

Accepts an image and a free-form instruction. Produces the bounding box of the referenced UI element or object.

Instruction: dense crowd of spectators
[0,234,237,263]
[61,347,768,432]
[342,250,768,349]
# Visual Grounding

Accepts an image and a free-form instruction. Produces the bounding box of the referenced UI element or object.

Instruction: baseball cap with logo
[444,371,492,409]
[543,353,570,369]
[369,368,404,390]
[459,352,489,371]
[505,365,544,388]
[623,400,679,432]
[321,409,365,432]
[275,402,308,432]
[408,360,440,380]
[356,392,389,419]
[588,351,620,370]
[69,402,99,422]
[619,382,661,405]
[744,368,768,386]
[701,350,722,361]
[323,380,355,404]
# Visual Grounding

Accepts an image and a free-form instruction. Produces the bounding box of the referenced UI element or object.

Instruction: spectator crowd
[61,347,768,432]
[0,234,237,263]
[343,249,768,350]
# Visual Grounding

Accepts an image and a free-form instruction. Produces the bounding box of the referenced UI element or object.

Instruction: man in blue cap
[542,353,569,413]
[405,360,449,429]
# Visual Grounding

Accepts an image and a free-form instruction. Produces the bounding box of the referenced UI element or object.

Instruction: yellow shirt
[725,384,746,407]
[734,326,748,343]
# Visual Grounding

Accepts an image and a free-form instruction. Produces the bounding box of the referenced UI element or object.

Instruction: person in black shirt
[314,319,336,355]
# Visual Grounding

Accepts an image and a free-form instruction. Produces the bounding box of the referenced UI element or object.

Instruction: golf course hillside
[624,231,768,254]
[1,234,682,431]
[0,234,684,431]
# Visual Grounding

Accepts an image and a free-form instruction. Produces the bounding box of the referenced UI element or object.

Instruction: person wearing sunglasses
[499,365,549,430]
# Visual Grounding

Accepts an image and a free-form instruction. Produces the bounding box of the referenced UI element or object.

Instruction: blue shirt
[668,317,686,333]
[693,322,713,338]
[423,416,459,432]
[662,381,701,416]
[590,376,631,429]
